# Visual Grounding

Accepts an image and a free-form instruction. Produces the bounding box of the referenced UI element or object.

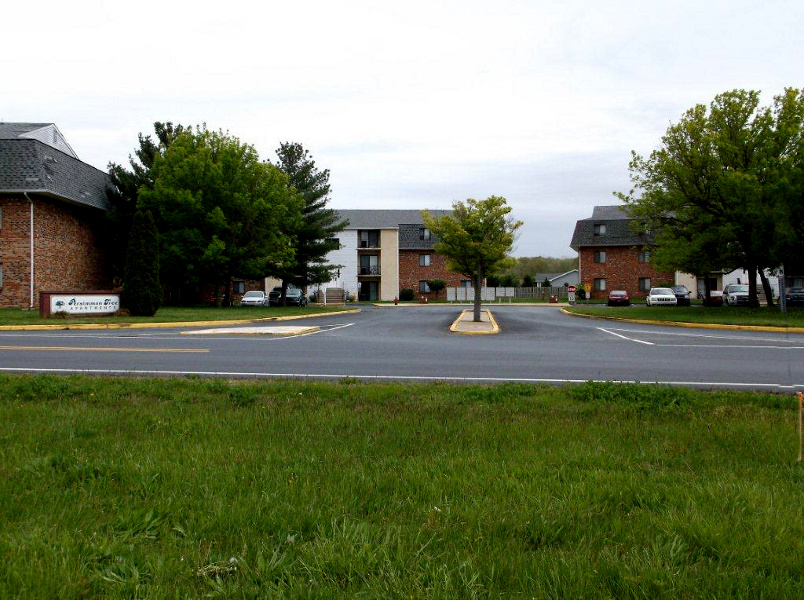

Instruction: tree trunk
[758,269,774,308]
[703,274,711,305]
[473,263,483,322]
[747,264,759,308]
[280,279,288,307]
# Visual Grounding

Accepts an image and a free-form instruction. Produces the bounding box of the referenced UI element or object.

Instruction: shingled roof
[334,209,452,229]
[570,204,649,250]
[0,123,109,210]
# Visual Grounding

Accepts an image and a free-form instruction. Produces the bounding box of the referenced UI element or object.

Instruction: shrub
[426,279,446,299]
[122,210,161,316]
[522,274,535,287]
[399,288,414,301]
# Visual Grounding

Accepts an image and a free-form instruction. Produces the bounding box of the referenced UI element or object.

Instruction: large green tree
[423,196,522,322]
[273,142,346,305]
[138,127,304,304]
[621,89,804,307]
[106,122,186,284]
[122,210,161,316]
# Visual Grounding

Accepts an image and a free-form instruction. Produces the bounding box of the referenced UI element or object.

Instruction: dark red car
[607,290,631,306]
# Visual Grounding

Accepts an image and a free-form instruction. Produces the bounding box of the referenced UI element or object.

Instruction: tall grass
[0,376,801,597]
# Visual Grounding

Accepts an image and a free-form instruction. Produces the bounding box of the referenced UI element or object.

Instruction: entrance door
[359,281,378,301]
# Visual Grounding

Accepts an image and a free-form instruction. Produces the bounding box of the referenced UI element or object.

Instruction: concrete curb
[560,308,804,334]
[0,308,361,332]
[449,309,501,335]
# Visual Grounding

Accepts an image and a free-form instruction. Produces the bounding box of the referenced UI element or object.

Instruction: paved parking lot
[0,306,801,390]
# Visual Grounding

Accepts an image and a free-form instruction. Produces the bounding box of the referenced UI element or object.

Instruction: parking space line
[597,328,654,345]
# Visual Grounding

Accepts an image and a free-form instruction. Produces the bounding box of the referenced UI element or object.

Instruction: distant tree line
[106,123,345,313]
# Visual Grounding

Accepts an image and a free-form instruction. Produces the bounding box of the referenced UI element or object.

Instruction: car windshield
[672,286,688,293]
[730,285,749,292]
[243,291,262,298]
[652,288,674,295]
[789,288,804,293]
[610,291,627,296]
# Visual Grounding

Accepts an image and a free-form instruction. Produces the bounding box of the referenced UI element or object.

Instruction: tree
[621,89,804,307]
[426,279,446,300]
[423,196,522,322]
[522,274,535,287]
[122,210,161,316]
[273,142,346,305]
[106,122,186,284]
[139,127,304,304]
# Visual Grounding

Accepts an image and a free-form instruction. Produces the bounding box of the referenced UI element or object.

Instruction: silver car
[646,287,678,306]
[240,291,267,307]
[723,284,749,306]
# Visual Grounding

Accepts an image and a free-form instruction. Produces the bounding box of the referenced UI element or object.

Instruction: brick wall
[0,195,111,308]
[579,246,673,298]
[399,250,464,298]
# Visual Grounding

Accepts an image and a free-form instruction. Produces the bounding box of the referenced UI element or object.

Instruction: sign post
[778,264,787,314]
[568,285,576,305]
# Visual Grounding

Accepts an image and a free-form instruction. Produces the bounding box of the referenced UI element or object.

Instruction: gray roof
[570,204,649,250]
[399,223,439,249]
[0,138,109,210]
[335,209,452,230]
[0,122,78,158]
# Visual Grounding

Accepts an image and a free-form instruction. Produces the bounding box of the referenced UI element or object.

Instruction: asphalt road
[0,306,802,390]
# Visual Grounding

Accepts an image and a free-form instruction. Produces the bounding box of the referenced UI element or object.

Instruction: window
[328,237,340,248]
[359,230,379,248]
[638,277,651,291]
[593,223,606,236]
[419,227,431,241]
[593,278,606,291]
[638,250,650,263]
[233,280,245,294]
[419,254,431,267]
[419,280,430,293]
[460,280,472,289]
[594,250,606,263]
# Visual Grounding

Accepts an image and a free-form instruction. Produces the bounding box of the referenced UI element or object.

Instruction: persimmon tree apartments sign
[42,292,120,316]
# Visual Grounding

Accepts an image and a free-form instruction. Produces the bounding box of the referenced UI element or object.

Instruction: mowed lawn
[1,377,802,597]
[567,305,804,328]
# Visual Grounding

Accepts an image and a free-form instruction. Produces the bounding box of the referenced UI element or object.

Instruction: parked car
[723,284,750,306]
[607,290,631,306]
[239,290,267,307]
[671,285,691,307]
[646,287,677,306]
[268,286,308,307]
[786,287,804,307]
[702,290,724,307]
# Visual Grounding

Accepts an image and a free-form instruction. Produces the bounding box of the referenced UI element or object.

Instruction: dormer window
[593,224,606,236]
[419,227,431,241]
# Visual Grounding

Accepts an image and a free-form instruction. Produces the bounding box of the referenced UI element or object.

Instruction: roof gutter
[23,192,34,309]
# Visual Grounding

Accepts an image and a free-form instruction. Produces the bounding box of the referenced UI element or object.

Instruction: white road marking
[606,327,802,343]
[0,366,800,389]
[597,328,654,345]
[657,344,804,350]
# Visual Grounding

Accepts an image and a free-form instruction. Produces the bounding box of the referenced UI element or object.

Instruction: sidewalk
[449,309,500,335]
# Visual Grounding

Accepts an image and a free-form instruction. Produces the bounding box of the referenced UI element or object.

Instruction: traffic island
[449,309,500,335]
[181,325,319,336]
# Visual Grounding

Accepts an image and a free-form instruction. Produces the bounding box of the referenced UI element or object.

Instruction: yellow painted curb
[449,309,501,335]
[560,308,804,334]
[0,308,361,332]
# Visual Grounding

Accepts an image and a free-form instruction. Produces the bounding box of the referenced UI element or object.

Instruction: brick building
[0,123,111,308]
[398,223,464,298]
[570,205,673,299]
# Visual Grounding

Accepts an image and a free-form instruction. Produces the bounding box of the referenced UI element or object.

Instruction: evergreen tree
[274,142,346,304]
[123,210,161,316]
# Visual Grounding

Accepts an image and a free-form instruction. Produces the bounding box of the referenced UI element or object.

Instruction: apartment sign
[50,294,120,315]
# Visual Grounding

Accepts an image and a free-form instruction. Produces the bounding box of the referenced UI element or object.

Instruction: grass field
[0,305,353,327]
[566,304,804,328]
[1,376,802,597]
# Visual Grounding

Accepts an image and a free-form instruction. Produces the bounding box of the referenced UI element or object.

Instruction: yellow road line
[0,345,209,353]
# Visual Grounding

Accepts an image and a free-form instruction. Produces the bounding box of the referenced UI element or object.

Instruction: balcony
[358,265,381,276]
[358,241,380,249]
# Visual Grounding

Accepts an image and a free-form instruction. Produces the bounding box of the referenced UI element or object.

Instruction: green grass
[1,376,802,597]
[0,305,353,326]
[567,304,804,327]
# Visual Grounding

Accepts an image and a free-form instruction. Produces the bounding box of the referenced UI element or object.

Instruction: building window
[419,280,430,293]
[359,230,379,248]
[419,254,431,267]
[594,250,606,263]
[593,224,606,236]
[638,250,650,263]
[594,278,606,291]
[638,277,651,291]
[419,227,431,241]
[233,280,245,294]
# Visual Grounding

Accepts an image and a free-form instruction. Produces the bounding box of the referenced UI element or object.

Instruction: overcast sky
[3,0,802,257]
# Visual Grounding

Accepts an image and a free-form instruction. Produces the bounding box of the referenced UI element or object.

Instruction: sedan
[240,290,267,307]
[671,285,691,306]
[646,287,678,306]
[607,290,631,306]
[786,287,804,307]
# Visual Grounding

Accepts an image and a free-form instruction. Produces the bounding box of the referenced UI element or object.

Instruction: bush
[399,288,414,301]
[522,274,534,287]
[122,210,161,316]
[426,279,446,298]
